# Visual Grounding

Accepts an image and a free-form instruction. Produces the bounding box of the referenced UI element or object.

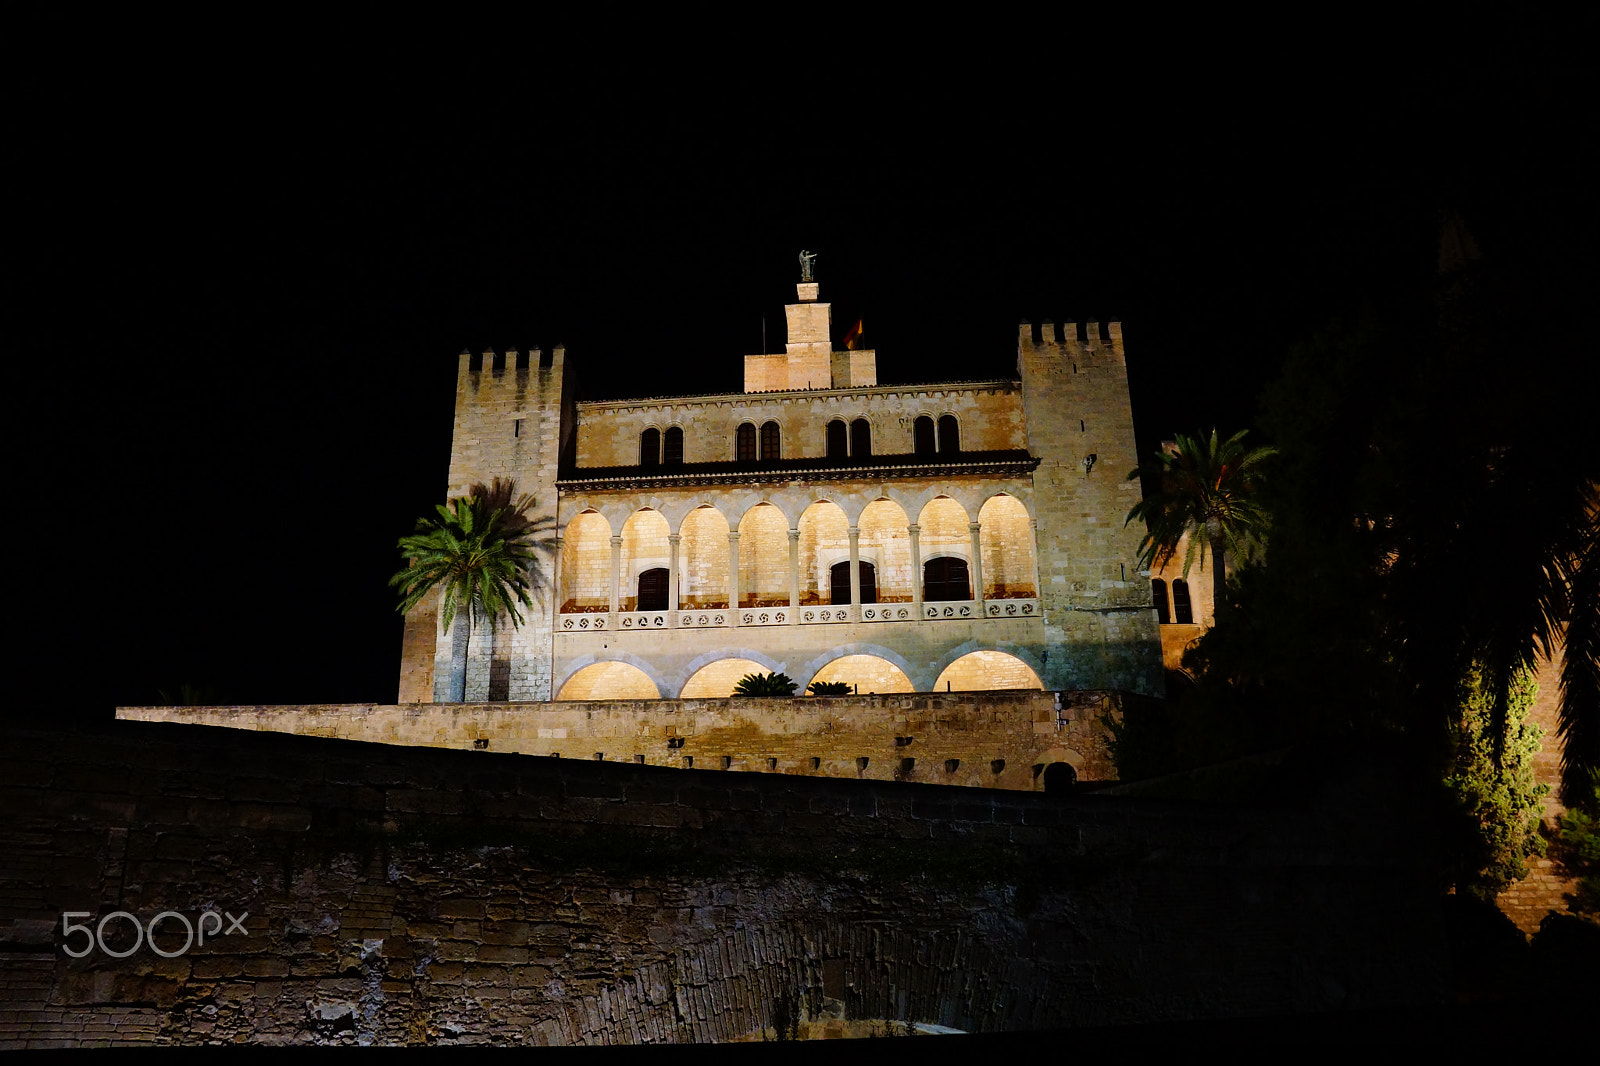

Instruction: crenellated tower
[1016,320,1162,693]
[397,346,577,703]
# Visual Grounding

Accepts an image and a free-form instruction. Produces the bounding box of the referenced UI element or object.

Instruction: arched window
[663,426,683,466]
[1171,579,1194,624]
[640,428,661,467]
[829,561,877,605]
[923,556,971,602]
[1151,579,1170,624]
[914,416,936,455]
[637,567,670,612]
[850,418,871,458]
[938,415,960,454]
[761,421,781,460]
[736,422,757,461]
[827,419,848,458]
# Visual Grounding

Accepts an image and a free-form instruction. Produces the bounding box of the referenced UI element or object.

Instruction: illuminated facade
[397,277,1165,704]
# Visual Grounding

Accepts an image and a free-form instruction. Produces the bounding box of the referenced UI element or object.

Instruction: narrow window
[850,418,871,458]
[761,420,781,460]
[736,422,756,461]
[641,427,661,467]
[663,426,683,466]
[914,415,936,455]
[1152,579,1170,624]
[637,568,670,612]
[923,557,971,602]
[827,419,848,458]
[938,415,960,454]
[513,418,523,438]
[1172,579,1193,624]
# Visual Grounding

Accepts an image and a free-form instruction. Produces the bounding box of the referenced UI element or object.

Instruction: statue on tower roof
[798,249,818,283]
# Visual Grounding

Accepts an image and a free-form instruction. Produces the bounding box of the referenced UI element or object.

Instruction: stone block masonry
[2,720,1451,1046]
[117,690,1114,790]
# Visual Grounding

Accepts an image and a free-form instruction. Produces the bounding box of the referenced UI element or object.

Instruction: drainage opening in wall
[856,757,869,773]
[682,756,694,769]
[944,759,960,774]
[472,739,489,750]
[990,759,1005,775]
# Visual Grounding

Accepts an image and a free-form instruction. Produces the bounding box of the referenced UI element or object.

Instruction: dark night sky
[19,31,1590,717]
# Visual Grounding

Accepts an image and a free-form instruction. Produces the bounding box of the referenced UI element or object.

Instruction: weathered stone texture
[2,721,1451,1046]
[117,689,1115,790]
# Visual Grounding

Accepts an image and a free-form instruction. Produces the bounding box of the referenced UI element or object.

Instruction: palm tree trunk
[447,613,470,702]
[1209,527,1228,620]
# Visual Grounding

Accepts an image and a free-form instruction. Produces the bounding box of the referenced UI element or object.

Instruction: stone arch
[798,643,921,692]
[858,497,912,603]
[797,499,849,607]
[620,508,670,611]
[916,495,970,561]
[978,493,1037,600]
[677,652,787,698]
[930,646,1047,692]
[805,654,914,695]
[679,504,730,610]
[554,657,662,700]
[559,510,611,613]
[737,502,789,608]
[1034,745,1085,794]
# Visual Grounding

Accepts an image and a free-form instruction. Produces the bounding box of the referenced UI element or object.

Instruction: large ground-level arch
[806,653,915,694]
[932,650,1044,692]
[555,661,661,701]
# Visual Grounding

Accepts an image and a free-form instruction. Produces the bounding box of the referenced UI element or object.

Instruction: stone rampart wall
[116,689,1114,791]
[1,721,1447,1046]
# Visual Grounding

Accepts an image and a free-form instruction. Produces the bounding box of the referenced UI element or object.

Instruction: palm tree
[1125,429,1276,613]
[390,479,556,702]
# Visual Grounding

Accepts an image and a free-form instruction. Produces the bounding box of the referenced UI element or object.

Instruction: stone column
[668,533,681,624]
[609,534,622,618]
[1029,517,1041,599]
[908,523,923,618]
[969,521,986,614]
[551,536,564,615]
[788,528,800,623]
[728,530,741,626]
[848,525,861,621]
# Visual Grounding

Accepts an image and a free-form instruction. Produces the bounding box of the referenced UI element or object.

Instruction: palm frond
[391,479,557,635]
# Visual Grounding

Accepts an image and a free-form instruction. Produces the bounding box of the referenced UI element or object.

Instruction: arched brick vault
[554,652,666,700]
[669,648,790,698]
[798,644,921,691]
[928,642,1048,691]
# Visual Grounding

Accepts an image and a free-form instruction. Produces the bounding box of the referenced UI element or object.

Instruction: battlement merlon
[1015,320,1126,373]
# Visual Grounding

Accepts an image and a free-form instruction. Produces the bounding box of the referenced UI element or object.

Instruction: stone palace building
[398,270,1178,706]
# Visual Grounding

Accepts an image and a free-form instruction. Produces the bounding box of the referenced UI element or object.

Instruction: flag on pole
[842,317,863,350]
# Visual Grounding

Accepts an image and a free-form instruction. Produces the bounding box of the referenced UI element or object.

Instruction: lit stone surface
[398,285,1164,712]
